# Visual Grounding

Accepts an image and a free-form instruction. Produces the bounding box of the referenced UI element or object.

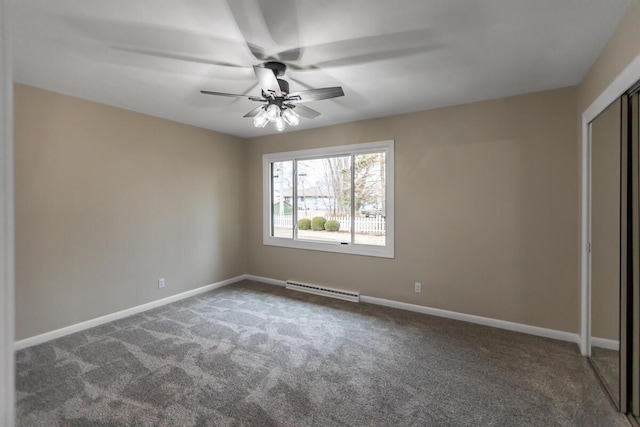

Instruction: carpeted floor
[591,347,620,406]
[16,280,627,426]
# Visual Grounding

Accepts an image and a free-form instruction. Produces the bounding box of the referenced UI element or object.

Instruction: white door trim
[581,54,640,356]
[0,0,14,423]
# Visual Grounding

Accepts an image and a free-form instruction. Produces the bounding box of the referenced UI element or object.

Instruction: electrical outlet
[158,278,165,289]
[415,282,421,293]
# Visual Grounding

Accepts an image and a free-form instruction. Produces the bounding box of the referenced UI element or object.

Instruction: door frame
[0,0,14,424]
[581,53,640,357]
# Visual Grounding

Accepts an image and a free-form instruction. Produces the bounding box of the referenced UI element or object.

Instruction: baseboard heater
[285,280,360,303]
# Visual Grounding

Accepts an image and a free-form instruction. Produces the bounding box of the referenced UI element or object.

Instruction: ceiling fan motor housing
[264,61,287,77]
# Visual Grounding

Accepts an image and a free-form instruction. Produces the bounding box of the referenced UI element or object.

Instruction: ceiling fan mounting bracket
[263,61,287,77]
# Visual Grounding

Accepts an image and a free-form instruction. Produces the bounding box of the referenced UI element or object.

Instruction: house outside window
[263,140,394,258]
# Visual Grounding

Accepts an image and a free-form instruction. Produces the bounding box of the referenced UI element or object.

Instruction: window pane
[263,140,394,258]
[297,157,351,244]
[271,161,293,239]
[354,152,386,246]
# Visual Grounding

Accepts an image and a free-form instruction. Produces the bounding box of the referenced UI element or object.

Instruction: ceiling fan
[200,61,344,131]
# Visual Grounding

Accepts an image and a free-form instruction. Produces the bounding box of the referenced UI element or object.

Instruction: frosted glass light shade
[282,108,300,126]
[266,104,280,122]
[274,117,286,132]
[253,109,269,128]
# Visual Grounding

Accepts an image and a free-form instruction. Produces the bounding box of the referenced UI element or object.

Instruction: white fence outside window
[273,214,386,235]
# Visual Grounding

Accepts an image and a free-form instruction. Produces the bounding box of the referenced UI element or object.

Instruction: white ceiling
[13,0,632,138]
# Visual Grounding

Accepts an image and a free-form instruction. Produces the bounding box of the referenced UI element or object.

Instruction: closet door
[620,94,629,414]
[631,90,640,418]
[590,97,623,409]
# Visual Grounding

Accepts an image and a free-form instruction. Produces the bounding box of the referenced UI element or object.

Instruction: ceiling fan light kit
[252,104,301,130]
[201,61,344,132]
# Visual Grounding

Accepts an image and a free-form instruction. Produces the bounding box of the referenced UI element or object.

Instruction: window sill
[263,236,394,258]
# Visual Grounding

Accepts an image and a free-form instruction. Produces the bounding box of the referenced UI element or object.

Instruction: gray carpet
[16,280,627,426]
[591,347,620,406]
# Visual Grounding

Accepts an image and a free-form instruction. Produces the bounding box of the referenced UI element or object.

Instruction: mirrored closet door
[589,82,640,422]
[590,97,623,409]
[630,86,640,422]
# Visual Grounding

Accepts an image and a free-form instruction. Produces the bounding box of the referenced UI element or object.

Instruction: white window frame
[263,140,394,258]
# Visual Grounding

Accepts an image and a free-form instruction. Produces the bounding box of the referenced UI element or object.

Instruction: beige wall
[247,87,579,333]
[578,0,640,113]
[14,84,247,340]
[590,99,621,341]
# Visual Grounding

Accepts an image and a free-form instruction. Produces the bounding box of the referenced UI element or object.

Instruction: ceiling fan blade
[226,2,269,60]
[227,82,261,106]
[288,74,367,108]
[315,46,440,69]
[227,0,302,61]
[292,29,439,70]
[200,90,248,98]
[254,65,282,96]
[200,90,264,101]
[290,104,321,119]
[66,16,250,60]
[244,106,265,118]
[116,46,246,68]
[258,0,300,47]
[277,47,303,62]
[245,42,270,61]
[287,87,344,103]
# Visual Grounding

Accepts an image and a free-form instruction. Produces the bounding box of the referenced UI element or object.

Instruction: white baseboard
[247,276,580,346]
[245,274,286,287]
[14,275,247,351]
[591,337,620,351]
[15,273,581,352]
[360,295,580,345]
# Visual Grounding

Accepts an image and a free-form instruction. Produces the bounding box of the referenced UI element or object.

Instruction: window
[263,140,394,258]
